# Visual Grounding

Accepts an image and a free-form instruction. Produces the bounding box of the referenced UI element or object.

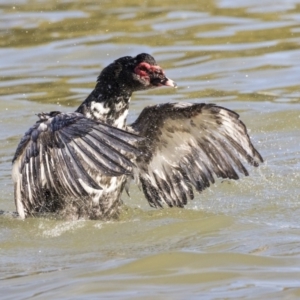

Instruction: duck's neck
[76,83,132,129]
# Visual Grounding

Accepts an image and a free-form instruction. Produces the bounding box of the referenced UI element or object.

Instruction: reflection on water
[0,0,300,298]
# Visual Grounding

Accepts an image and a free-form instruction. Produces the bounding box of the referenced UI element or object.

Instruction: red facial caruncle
[134,62,165,79]
[134,62,177,87]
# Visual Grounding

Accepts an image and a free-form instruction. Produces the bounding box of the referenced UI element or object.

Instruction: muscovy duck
[12,53,263,219]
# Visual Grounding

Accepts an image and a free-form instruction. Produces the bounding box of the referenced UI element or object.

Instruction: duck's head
[97,53,177,94]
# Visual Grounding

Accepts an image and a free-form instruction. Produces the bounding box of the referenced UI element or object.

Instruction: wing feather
[130,103,263,208]
[12,112,143,218]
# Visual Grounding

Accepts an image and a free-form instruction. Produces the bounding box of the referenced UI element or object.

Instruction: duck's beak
[150,71,177,88]
[160,77,177,88]
[147,65,177,88]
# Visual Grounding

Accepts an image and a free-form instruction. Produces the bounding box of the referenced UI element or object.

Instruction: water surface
[0,0,300,299]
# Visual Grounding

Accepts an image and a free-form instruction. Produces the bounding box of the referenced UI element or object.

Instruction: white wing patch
[173,103,193,108]
[78,178,103,206]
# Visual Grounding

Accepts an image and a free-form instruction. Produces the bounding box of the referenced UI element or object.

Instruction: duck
[12,53,263,219]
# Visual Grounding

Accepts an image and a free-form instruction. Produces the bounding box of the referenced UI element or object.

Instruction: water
[1,0,300,299]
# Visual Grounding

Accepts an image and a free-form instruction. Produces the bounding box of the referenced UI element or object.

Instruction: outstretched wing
[130,103,263,208]
[12,111,143,218]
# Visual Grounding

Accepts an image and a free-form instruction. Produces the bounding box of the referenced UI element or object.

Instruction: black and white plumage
[12,53,263,219]
[130,102,263,208]
[12,112,143,219]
